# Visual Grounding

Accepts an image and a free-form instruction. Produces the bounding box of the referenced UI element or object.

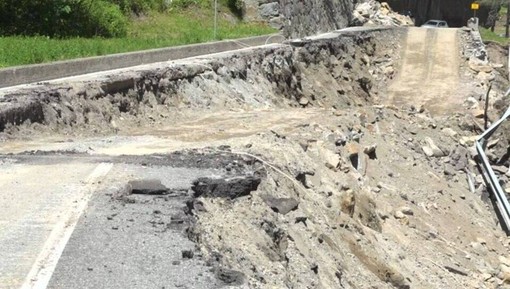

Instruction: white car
[421,20,448,28]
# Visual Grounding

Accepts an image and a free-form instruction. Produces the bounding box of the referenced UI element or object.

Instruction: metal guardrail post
[476,88,510,234]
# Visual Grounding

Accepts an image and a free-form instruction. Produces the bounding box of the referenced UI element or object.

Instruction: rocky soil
[2,27,510,288]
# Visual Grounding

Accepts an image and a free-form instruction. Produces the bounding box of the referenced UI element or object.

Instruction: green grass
[479,27,510,45]
[501,6,508,17]
[479,4,510,45]
[0,8,275,68]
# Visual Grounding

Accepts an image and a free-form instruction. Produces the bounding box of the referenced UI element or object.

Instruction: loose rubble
[351,0,414,27]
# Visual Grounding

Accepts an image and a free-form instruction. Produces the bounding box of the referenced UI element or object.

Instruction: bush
[219,0,243,18]
[0,0,128,38]
[170,0,200,9]
[227,0,243,16]
[168,0,216,9]
[109,0,164,15]
[77,0,129,37]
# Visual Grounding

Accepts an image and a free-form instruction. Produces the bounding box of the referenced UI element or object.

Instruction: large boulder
[280,0,353,38]
[243,0,354,38]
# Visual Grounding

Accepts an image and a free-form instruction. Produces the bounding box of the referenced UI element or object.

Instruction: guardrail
[476,87,510,234]
[0,34,284,89]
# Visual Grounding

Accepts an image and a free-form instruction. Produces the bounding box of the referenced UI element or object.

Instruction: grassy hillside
[0,5,275,68]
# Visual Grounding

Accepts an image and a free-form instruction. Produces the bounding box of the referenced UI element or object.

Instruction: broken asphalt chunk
[191,176,261,199]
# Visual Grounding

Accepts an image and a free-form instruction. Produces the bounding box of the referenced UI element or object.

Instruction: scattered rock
[487,138,499,149]
[394,210,405,219]
[262,195,299,215]
[449,146,469,171]
[215,268,246,285]
[477,237,487,245]
[321,148,340,169]
[498,264,510,282]
[469,57,493,73]
[459,136,478,147]
[443,164,456,177]
[422,146,435,157]
[363,144,377,159]
[296,171,319,188]
[345,142,361,169]
[259,2,281,19]
[354,192,382,232]
[472,108,485,118]
[335,134,348,146]
[477,71,495,82]
[299,96,310,106]
[499,256,510,267]
[482,273,492,281]
[492,165,508,174]
[444,265,468,276]
[465,96,479,108]
[340,190,355,216]
[295,216,308,225]
[422,137,445,157]
[398,206,414,216]
[442,127,458,138]
[471,241,488,256]
[182,250,194,259]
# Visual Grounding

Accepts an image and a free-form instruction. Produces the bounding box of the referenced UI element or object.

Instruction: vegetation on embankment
[0,0,274,68]
[479,6,510,45]
[479,27,510,45]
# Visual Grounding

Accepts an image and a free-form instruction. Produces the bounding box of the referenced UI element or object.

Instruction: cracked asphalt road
[0,150,251,289]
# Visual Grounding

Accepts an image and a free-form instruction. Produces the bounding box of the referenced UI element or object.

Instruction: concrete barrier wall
[0,34,284,88]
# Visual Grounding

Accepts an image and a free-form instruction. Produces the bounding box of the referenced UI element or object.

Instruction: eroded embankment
[0,28,401,138]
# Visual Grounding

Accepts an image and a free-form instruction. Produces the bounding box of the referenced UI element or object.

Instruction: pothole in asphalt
[128,179,170,195]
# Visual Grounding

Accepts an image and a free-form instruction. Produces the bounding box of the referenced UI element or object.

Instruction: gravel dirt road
[386,27,467,114]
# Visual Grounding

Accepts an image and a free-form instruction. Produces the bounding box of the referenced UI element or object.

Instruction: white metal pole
[214,0,218,40]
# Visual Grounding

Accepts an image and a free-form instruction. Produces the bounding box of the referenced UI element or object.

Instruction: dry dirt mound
[184,104,509,288]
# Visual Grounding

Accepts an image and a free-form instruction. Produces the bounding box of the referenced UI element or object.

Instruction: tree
[0,0,128,38]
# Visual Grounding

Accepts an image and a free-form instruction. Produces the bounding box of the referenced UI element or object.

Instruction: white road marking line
[20,162,113,289]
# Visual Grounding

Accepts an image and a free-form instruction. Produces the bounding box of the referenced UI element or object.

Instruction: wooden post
[508,46,510,81]
[506,1,510,37]
[484,83,492,129]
